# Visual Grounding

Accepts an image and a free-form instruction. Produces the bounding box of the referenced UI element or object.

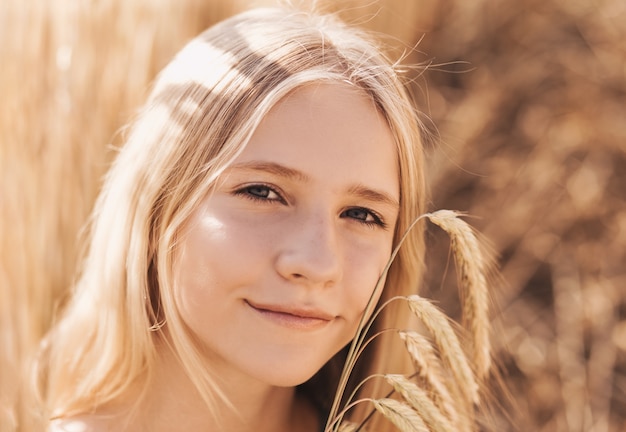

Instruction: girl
[39,5,435,431]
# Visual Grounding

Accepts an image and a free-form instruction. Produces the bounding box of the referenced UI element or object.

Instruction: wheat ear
[398,330,457,423]
[372,398,429,432]
[425,210,491,378]
[405,295,479,405]
[384,374,455,432]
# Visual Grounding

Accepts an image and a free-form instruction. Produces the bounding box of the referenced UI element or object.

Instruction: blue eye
[341,207,387,229]
[235,184,285,203]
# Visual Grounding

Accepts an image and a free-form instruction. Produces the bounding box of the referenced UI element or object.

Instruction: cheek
[171,210,277,322]
[171,216,236,322]
[171,235,218,330]
[341,240,391,323]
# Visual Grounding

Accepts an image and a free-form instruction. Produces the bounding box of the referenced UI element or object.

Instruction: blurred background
[1,0,624,430]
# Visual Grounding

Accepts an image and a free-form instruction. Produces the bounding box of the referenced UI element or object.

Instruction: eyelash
[234,184,387,229]
[341,207,388,229]
[234,184,286,204]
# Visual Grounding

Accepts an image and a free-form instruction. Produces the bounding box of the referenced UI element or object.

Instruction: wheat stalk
[384,374,455,432]
[398,330,457,423]
[405,295,479,405]
[371,398,429,432]
[325,210,491,432]
[425,210,491,378]
[337,421,359,432]
[325,214,430,430]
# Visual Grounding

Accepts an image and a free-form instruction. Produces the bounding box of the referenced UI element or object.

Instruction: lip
[245,300,335,330]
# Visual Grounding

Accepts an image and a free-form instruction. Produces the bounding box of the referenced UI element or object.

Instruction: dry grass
[2,0,624,431]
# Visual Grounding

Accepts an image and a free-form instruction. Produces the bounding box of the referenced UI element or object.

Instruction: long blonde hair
[38,6,426,428]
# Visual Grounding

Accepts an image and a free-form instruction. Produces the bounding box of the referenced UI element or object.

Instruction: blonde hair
[38,6,426,429]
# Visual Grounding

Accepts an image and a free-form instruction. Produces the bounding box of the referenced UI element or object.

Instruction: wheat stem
[333,373,386,428]
[336,421,359,432]
[355,295,405,348]
[325,396,378,432]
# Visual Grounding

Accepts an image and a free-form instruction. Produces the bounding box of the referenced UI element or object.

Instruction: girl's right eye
[234,184,285,203]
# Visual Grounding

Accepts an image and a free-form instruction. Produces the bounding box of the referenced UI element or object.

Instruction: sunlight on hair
[154,40,253,95]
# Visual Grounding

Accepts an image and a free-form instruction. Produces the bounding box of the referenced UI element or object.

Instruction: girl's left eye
[341,207,387,229]
[234,184,284,203]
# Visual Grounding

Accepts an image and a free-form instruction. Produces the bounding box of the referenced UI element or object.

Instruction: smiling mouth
[245,300,334,331]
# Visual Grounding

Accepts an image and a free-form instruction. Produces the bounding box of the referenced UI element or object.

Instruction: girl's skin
[51,82,399,432]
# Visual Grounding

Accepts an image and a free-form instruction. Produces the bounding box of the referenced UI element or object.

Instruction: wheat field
[1,0,624,431]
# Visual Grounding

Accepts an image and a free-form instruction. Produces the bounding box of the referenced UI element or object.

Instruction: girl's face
[173,82,399,387]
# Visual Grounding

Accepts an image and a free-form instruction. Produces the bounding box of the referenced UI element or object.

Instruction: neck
[125,344,318,432]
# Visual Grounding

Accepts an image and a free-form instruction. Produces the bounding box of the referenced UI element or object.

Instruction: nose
[275,212,343,287]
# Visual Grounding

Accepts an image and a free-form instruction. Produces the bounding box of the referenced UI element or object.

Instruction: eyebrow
[228,161,309,182]
[228,160,399,209]
[347,184,400,211]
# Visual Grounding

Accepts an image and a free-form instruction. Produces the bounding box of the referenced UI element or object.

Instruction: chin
[259,364,326,388]
[238,352,334,388]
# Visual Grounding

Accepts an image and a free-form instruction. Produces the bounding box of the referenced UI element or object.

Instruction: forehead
[233,81,399,197]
